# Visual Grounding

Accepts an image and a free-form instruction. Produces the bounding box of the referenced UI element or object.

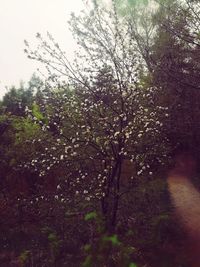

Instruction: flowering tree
[24,1,169,232]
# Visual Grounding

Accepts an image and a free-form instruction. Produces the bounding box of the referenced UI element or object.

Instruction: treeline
[0,0,200,266]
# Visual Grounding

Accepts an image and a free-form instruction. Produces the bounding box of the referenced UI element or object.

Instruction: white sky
[0,0,85,98]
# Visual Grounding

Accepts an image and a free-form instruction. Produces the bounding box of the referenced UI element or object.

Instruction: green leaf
[85,211,97,221]
[32,103,47,123]
[19,250,30,264]
[48,233,57,243]
[103,234,121,246]
[129,263,137,267]
[84,244,91,252]
[82,255,92,267]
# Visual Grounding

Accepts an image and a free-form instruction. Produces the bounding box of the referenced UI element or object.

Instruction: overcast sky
[0,0,85,98]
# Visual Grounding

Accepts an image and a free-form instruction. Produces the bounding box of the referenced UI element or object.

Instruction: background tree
[149,0,200,154]
[1,74,43,116]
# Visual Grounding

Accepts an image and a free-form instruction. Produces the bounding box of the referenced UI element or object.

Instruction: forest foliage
[0,0,200,266]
